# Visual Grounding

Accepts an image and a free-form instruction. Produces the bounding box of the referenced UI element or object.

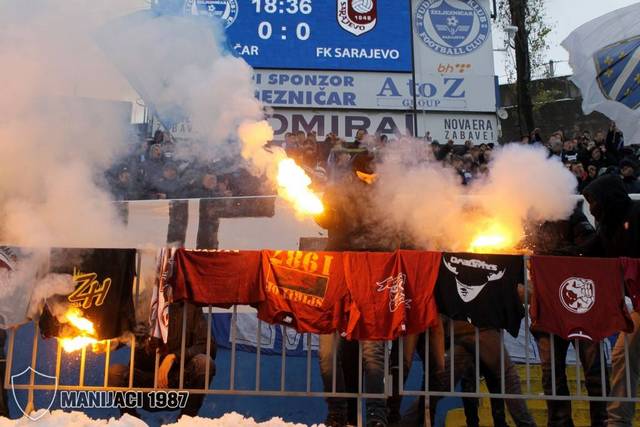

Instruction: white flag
[149,248,174,343]
[562,3,640,144]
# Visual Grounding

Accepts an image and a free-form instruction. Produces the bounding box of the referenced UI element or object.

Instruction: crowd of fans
[107,122,640,202]
[106,130,270,202]
[524,123,640,194]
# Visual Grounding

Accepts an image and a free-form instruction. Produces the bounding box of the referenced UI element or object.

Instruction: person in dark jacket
[109,301,215,419]
[605,122,624,162]
[315,153,390,252]
[528,201,595,256]
[588,146,614,172]
[582,175,640,427]
[528,202,609,427]
[314,154,390,427]
[582,174,640,258]
[620,158,640,194]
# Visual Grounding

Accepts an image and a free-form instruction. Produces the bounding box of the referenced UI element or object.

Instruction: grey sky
[493,0,639,82]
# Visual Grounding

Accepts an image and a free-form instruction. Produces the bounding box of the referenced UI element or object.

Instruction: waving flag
[562,3,640,144]
[95,9,227,130]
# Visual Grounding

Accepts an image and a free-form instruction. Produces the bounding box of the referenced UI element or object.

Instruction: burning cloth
[39,249,136,342]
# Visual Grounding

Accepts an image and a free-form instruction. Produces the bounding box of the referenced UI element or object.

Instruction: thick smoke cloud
[99,9,265,164]
[0,0,581,332]
[374,140,578,252]
[0,0,271,326]
[0,0,142,248]
[0,0,150,326]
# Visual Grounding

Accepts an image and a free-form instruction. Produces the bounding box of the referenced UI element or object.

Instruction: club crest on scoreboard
[337,0,378,36]
[184,0,239,29]
[415,0,489,56]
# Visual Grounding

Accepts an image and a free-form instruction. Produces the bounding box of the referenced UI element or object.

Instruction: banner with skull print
[435,253,525,337]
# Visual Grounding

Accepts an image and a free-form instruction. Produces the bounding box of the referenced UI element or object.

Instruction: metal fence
[4,255,640,426]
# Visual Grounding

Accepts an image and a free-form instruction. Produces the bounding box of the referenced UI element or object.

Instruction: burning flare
[59,308,104,353]
[276,158,324,215]
[467,220,521,254]
[239,120,324,216]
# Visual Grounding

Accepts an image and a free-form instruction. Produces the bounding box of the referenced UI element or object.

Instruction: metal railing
[4,254,639,427]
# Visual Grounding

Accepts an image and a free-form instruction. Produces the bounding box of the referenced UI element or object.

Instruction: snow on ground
[0,411,322,427]
[167,413,321,427]
[0,411,146,427]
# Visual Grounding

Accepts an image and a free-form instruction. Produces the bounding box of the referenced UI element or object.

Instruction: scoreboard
[153,0,499,140]
[181,0,413,71]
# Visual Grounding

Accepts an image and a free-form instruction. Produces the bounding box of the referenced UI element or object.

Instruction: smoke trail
[97,9,265,165]
[373,140,578,252]
[0,1,153,327]
[0,0,144,248]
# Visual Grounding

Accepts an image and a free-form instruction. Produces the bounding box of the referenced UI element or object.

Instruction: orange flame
[276,158,324,215]
[58,308,105,353]
[65,308,95,335]
[467,220,521,254]
[238,121,323,217]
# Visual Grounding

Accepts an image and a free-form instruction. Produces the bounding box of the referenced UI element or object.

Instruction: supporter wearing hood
[620,159,640,194]
[315,153,387,252]
[583,175,640,427]
[582,174,640,257]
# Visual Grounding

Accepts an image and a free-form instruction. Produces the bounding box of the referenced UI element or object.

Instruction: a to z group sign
[162,0,498,116]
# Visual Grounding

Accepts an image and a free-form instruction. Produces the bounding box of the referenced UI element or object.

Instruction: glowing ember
[60,336,99,353]
[468,221,519,254]
[58,308,104,353]
[64,309,95,335]
[276,158,324,215]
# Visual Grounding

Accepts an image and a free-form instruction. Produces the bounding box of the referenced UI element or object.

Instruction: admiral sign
[267,109,415,139]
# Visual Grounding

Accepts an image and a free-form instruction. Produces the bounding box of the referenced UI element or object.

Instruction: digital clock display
[182,0,412,72]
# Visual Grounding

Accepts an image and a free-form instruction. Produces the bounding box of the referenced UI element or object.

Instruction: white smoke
[27,274,76,321]
[0,0,144,248]
[0,0,274,326]
[475,144,578,225]
[374,141,578,251]
[0,1,155,328]
[99,10,265,164]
